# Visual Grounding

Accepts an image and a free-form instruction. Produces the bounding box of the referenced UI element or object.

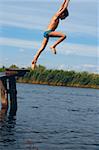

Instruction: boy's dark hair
[64,9,69,17]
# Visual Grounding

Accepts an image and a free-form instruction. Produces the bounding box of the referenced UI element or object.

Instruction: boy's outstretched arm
[56,0,70,17]
[58,0,67,11]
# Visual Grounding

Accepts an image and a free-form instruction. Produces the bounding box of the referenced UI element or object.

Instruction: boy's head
[59,9,69,20]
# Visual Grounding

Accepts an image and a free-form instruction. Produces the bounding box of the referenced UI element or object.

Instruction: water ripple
[0,84,98,150]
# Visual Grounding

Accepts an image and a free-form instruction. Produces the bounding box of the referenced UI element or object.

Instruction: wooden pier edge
[0,69,29,113]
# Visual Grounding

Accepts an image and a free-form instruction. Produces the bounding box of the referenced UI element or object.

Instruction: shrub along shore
[18,65,99,89]
[0,65,99,89]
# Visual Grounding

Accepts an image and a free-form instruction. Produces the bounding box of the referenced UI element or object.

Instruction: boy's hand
[56,0,70,17]
[58,0,67,11]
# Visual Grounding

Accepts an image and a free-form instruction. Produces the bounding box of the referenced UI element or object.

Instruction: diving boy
[32,0,70,69]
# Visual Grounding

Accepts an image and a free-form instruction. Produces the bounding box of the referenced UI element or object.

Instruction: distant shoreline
[17,65,99,89]
[1,65,99,89]
[17,80,99,89]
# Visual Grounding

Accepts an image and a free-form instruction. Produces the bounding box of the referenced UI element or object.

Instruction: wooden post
[0,78,8,109]
[0,69,29,115]
[9,76,17,115]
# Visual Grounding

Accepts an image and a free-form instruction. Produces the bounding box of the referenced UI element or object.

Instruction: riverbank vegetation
[0,65,99,89]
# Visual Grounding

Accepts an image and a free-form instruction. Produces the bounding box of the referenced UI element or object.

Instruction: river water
[0,83,99,150]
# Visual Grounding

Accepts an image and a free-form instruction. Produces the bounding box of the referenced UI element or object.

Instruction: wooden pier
[0,69,29,115]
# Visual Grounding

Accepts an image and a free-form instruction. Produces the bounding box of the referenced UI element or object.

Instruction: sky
[0,0,98,73]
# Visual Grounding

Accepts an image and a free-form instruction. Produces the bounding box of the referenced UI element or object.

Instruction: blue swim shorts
[43,30,53,38]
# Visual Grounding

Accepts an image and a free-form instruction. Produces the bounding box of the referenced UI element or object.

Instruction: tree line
[0,65,99,88]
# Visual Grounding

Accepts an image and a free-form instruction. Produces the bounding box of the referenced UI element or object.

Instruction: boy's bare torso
[46,0,70,31]
[47,15,59,31]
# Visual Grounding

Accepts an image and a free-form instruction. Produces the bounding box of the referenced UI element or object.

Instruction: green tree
[9,64,19,69]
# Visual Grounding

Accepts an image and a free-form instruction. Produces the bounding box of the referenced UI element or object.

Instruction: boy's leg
[48,31,66,54]
[32,37,49,69]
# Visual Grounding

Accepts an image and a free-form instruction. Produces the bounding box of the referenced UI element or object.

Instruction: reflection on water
[0,106,16,147]
[0,83,99,150]
[0,107,39,150]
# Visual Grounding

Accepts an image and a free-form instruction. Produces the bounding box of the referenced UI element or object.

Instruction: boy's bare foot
[50,46,57,54]
[31,60,37,70]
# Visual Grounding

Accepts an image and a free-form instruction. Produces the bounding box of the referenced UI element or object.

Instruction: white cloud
[0,37,37,49]
[82,64,96,68]
[56,42,98,58]
[0,57,9,67]
[46,62,98,73]
[56,63,98,73]
[0,37,98,58]
[81,64,98,73]
[63,23,97,37]
[0,0,97,37]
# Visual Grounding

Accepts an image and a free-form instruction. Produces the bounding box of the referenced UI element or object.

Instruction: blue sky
[0,0,98,73]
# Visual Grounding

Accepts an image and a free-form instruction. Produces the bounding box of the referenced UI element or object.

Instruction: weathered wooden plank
[0,69,29,79]
[6,68,29,77]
